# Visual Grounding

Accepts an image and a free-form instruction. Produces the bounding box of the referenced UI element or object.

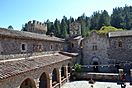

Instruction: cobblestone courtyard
[61,81,132,88]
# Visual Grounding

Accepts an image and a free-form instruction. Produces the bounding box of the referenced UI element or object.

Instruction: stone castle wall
[0,37,64,55]
[82,31,109,65]
[108,36,132,62]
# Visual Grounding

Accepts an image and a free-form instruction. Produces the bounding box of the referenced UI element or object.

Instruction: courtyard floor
[61,81,132,88]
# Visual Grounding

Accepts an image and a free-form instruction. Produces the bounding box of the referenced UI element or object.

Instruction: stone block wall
[0,37,64,55]
[108,36,132,62]
[82,32,109,65]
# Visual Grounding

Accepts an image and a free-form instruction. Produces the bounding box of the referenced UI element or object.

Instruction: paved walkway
[61,81,132,88]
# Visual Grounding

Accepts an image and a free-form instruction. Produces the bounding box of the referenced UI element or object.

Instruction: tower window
[92,45,97,51]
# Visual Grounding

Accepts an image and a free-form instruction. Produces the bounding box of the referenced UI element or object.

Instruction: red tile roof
[0,53,72,80]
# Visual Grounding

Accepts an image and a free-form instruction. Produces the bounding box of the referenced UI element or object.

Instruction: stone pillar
[58,69,62,88]
[65,66,69,82]
[130,69,132,85]
[34,79,39,88]
[48,73,53,88]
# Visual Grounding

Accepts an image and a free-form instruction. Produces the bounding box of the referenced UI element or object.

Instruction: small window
[92,45,97,51]
[71,43,74,48]
[21,43,27,52]
[22,44,26,50]
[95,45,97,50]
[50,44,53,50]
[118,41,122,47]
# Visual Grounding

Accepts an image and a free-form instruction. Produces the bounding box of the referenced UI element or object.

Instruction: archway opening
[52,68,59,86]
[68,63,71,74]
[93,61,98,72]
[20,78,36,88]
[39,72,48,88]
[61,66,66,80]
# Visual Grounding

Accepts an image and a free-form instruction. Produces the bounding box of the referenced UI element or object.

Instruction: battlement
[26,20,47,27]
[23,20,47,34]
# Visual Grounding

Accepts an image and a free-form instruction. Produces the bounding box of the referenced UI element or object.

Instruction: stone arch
[68,63,71,74]
[52,68,59,86]
[20,78,36,88]
[39,72,50,88]
[91,56,100,64]
[91,56,100,72]
[61,65,66,80]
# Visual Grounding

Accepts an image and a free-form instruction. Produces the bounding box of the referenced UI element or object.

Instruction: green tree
[99,10,110,29]
[54,19,61,37]
[8,25,13,30]
[90,11,101,30]
[46,19,53,35]
[61,19,68,38]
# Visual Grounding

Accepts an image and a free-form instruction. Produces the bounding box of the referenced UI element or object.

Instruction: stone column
[34,79,39,88]
[48,73,53,88]
[65,66,69,82]
[130,69,132,85]
[58,69,62,88]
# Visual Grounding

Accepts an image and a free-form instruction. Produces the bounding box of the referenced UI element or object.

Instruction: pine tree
[54,19,61,37]
[90,11,101,30]
[99,10,110,29]
[61,19,68,38]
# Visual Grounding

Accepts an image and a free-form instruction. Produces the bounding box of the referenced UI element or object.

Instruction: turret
[22,20,47,34]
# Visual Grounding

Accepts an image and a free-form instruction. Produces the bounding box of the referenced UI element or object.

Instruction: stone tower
[69,21,81,37]
[22,20,47,34]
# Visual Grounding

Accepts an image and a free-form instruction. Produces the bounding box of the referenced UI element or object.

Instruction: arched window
[39,72,48,88]
[21,43,27,52]
[50,44,53,50]
[92,45,97,51]
[20,78,36,88]
[71,43,74,48]
[52,68,59,86]
[118,41,122,47]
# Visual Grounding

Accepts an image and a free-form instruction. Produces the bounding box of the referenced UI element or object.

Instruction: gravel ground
[61,81,122,88]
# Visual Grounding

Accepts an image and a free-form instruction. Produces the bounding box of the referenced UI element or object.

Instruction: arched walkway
[39,72,49,88]
[20,78,36,88]
[68,63,71,74]
[52,68,59,86]
[61,66,66,80]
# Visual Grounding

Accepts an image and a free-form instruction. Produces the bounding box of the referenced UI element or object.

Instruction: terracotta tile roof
[0,28,64,42]
[0,53,72,80]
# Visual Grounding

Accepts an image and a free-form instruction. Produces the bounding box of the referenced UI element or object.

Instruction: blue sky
[0,0,131,30]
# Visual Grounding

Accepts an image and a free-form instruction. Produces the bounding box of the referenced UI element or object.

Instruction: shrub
[74,63,82,72]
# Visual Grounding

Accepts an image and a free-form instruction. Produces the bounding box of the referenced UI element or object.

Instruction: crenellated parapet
[23,20,47,34]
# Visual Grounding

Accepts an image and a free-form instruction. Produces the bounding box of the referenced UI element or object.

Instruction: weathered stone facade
[0,20,132,88]
[0,20,79,88]
[81,30,132,72]
[0,28,64,55]
[82,31,109,65]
